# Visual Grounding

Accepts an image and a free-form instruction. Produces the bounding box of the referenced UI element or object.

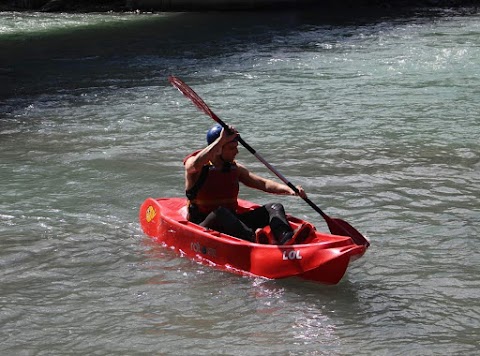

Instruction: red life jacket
[184,151,239,215]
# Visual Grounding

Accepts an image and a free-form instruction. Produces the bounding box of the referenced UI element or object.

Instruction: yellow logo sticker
[145,205,156,223]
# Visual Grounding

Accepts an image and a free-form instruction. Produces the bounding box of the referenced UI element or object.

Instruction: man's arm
[237,163,305,197]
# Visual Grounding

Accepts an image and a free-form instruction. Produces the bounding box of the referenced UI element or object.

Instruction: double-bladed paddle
[168,75,370,247]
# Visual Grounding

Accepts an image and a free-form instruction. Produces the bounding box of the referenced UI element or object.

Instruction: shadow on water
[0,6,477,102]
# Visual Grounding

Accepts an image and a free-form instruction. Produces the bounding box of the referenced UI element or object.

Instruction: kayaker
[183,124,313,245]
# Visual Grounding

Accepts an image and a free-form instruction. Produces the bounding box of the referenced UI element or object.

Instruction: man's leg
[239,203,293,243]
[200,207,255,242]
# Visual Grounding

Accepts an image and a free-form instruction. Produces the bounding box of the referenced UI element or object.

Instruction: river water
[1,6,479,355]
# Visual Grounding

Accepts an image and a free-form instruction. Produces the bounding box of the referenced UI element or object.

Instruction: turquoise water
[1,7,479,355]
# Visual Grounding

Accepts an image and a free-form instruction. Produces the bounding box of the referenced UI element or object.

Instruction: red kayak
[139,197,368,285]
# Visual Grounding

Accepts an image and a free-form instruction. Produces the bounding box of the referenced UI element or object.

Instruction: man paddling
[183,124,313,245]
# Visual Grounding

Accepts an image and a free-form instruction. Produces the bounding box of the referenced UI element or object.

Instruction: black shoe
[280,223,314,245]
[255,229,270,244]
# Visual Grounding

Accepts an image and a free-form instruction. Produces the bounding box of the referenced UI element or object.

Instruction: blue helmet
[206,124,223,145]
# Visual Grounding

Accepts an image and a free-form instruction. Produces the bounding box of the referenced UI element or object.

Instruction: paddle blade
[326,217,370,247]
[168,76,224,125]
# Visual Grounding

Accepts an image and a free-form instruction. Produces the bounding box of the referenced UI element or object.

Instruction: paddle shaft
[168,75,369,247]
[216,123,332,222]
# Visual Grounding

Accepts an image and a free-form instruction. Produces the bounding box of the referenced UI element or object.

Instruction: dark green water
[1,8,479,355]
